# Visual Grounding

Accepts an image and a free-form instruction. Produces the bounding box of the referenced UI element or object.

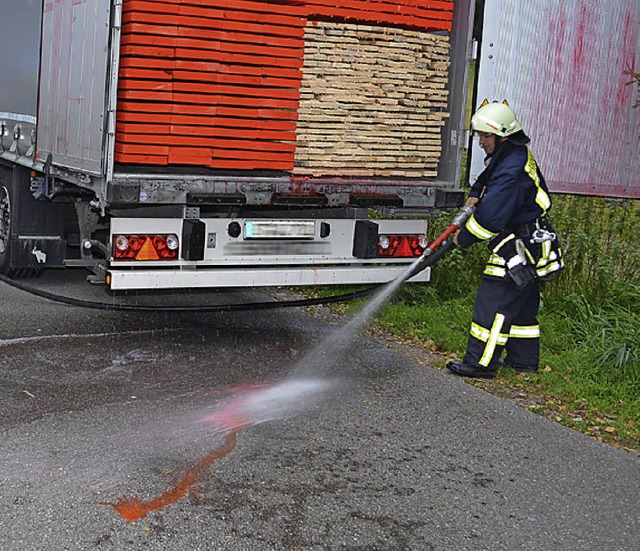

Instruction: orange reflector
[395,237,414,257]
[136,237,160,261]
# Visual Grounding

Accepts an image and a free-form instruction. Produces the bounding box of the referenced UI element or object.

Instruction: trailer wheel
[0,184,13,274]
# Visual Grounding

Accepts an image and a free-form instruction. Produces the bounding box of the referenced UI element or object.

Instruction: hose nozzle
[451,205,475,229]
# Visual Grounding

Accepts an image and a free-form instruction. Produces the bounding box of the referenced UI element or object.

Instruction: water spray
[102,205,476,521]
[201,205,477,429]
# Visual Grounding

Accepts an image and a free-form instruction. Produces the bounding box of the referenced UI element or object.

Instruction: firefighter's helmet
[471,102,522,137]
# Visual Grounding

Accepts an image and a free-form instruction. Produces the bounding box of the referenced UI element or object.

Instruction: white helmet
[471,102,522,137]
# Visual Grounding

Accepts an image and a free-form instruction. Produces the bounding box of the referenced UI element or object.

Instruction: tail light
[378,234,428,258]
[113,234,179,260]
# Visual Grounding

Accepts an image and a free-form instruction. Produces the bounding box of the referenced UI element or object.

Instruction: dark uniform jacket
[458,139,551,249]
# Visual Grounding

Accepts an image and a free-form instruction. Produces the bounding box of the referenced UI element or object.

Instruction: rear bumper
[106,264,431,290]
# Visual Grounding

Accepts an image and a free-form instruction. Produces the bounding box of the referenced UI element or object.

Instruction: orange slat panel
[119,45,177,59]
[119,80,300,101]
[120,33,302,60]
[117,111,298,130]
[115,143,170,155]
[117,134,297,154]
[173,47,304,68]
[305,0,453,18]
[119,45,304,69]
[209,148,294,161]
[119,57,303,80]
[123,0,180,15]
[121,11,305,38]
[123,22,304,49]
[207,159,294,170]
[179,0,307,18]
[166,147,213,165]
[117,101,300,121]
[119,68,173,81]
[172,71,299,89]
[123,2,306,29]
[118,90,300,111]
[307,6,452,30]
[178,4,305,29]
[115,153,169,165]
[117,122,296,142]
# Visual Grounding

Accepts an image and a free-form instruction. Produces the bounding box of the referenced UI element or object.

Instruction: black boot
[446,360,497,379]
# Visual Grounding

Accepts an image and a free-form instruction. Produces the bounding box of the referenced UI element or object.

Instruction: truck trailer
[1,0,638,292]
[0,0,473,290]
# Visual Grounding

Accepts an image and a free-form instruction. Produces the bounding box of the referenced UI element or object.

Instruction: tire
[0,183,13,275]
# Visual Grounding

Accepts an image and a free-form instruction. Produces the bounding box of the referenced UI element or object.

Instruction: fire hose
[0,206,473,312]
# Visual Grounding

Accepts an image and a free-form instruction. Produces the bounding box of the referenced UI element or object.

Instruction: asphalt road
[1,271,638,550]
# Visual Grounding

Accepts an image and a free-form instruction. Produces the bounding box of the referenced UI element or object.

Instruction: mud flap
[11,237,67,270]
[0,163,68,274]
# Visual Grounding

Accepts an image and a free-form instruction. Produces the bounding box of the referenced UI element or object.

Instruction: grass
[370,281,639,451]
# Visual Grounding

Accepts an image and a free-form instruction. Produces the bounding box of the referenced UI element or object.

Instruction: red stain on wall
[102,429,238,521]
[573,4,586,71]
[526,0,639,198]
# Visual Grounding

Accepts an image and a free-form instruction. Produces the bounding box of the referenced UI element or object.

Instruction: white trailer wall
[473,0,640,199]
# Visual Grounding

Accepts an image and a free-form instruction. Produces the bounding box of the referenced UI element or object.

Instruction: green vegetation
[368,196,639,451]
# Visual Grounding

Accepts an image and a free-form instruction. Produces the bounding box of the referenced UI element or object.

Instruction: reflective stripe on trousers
[464,277,541,370]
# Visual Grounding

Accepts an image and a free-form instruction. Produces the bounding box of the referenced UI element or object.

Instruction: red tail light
[378,234,427,258]
[113,234,179,260]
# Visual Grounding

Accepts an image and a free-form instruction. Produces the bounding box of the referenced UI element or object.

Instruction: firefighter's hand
[453,229,461,247]
[465,197,479,207]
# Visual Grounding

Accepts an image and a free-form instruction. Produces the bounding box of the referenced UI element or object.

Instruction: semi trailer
[0,0,637,292]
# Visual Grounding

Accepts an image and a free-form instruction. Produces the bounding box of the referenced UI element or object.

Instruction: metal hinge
[471,39,478,61]
[112,0,122,29]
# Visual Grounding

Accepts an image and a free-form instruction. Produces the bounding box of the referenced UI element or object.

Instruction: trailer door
[472,0,640,199]
[37,0,112,175]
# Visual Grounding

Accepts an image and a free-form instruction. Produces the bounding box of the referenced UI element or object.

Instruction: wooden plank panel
[117,1,454,173]
[292,20,450,177]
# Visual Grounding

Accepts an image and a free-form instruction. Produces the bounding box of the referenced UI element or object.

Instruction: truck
[1,0,638,292]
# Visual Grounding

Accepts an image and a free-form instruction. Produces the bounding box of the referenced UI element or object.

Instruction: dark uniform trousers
[463,276,540,370]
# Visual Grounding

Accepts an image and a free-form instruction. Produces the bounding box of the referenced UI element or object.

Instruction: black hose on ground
[0,240,453,312]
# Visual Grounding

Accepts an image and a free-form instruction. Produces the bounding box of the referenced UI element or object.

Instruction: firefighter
[447,101,563,379]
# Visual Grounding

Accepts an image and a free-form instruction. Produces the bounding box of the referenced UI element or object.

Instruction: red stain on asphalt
[102,429,238,521]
